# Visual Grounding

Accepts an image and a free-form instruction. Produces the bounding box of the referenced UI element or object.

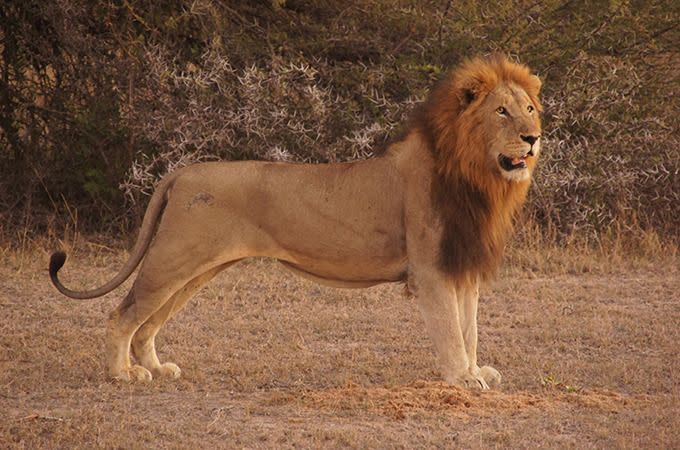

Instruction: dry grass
[1,241,679,448]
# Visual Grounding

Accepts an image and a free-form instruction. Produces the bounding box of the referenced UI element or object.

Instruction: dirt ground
[1,245,678,449]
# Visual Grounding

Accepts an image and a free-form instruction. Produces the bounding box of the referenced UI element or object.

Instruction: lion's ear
[530,74,542,93]
[457,80,481,108]
[461,88,476,105]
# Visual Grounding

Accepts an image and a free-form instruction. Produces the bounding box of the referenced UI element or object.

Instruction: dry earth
[1,245,678,448]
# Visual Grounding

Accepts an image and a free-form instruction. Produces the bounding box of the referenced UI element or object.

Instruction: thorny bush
[1,0,678,240]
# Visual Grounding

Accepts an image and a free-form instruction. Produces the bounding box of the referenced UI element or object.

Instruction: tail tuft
[49,251,67,278]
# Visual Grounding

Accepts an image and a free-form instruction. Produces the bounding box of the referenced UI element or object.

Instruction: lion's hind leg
[107,255,224,382]
[131,262,235,379]
[106,286,165,382]
[129,268,220,380]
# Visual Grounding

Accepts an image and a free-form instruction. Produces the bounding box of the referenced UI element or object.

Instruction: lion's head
[418,55,543,280]
[424,54,543,187]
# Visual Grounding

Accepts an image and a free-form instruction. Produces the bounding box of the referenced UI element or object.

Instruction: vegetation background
[1,0,679,245]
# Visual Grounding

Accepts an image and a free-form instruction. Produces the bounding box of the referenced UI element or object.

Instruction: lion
[50,55,542,389]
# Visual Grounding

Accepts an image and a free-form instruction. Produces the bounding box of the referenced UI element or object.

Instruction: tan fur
[50,55,542,389]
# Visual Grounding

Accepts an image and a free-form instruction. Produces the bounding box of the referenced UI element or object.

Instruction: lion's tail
[49,172,179,299]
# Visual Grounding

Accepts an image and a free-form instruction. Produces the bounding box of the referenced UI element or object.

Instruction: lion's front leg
[411,273,488,389]
[457,278,501,388]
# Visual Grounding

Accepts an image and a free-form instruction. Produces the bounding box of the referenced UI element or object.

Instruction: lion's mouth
[498,149,534,172]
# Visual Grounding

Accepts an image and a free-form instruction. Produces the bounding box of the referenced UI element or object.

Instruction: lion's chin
[500,167,530,182]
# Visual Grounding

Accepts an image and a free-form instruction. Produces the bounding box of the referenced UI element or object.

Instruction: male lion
[50,55,542,389]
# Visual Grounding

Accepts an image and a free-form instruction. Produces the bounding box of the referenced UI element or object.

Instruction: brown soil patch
[290,382,650,420]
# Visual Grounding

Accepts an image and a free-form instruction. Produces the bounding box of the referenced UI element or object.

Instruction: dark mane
[415,55,540,280]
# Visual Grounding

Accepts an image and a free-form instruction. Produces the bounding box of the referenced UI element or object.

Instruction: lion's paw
[112,365,153,383]
[446,371,490,390]
[479,365,501,388]
[154,362,181,379]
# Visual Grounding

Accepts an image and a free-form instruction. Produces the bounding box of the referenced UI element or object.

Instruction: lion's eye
[496,106,507,115]
[527,105,534,113]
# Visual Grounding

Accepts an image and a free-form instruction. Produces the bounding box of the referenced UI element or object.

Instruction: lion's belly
[278,259,406,288]
[276,244,408,284]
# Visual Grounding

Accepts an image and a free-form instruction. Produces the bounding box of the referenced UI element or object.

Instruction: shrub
[1,0,678,240]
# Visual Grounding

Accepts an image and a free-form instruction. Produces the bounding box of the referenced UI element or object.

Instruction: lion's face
[477,82,542,182]
[418,55,542,188]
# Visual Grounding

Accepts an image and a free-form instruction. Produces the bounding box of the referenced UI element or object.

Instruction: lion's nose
[520,134,539,146]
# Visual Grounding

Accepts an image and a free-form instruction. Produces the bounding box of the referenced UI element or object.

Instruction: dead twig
[20,413,64,422]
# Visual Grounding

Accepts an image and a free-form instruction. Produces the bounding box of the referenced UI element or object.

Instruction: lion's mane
[416,55,543,281]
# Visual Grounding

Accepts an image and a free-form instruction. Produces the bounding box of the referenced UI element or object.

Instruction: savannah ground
[1,238,678,448]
